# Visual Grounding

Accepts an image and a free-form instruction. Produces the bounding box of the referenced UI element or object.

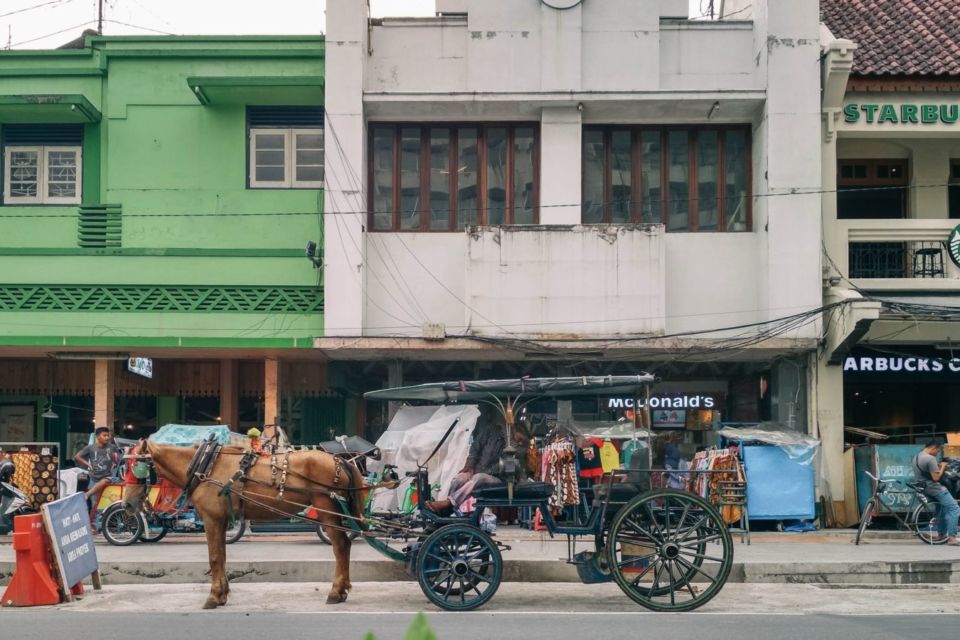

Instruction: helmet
[0,458,14,484]
[247,428,262,438]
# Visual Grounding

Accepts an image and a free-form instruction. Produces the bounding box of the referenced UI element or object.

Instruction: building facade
[323,1,824,461]
[0,35,341,454]
[818,1,960,510]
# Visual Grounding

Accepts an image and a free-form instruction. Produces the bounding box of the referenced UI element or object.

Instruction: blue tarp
[148,424,238,447]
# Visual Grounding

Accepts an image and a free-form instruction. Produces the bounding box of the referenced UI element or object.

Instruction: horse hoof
[202,600,218,610]
[326,593,347,604]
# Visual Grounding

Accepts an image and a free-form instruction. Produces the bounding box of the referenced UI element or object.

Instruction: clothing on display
[598,439,620,474]
[577,438,604,479]
[541,436,579,512]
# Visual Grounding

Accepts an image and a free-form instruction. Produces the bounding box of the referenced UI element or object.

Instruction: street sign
[40,492,100,597]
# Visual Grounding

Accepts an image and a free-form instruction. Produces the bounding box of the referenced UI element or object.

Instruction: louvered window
[2,124,83,205]
[247,107,323,189]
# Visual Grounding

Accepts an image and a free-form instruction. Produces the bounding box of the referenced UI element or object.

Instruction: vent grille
[77,204,122,248]
[0,286,323,313]
[247,106,324,128]
[2,124,84,145]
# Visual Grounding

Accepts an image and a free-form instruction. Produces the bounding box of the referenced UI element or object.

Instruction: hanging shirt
[577,438,603,478]
[599,440,620,473]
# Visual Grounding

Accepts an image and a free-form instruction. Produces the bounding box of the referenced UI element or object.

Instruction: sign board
[948,224,960,269]
[40,492,99,592]
[127,357,153,379]
[844,103,960,125]
[652,409,686,430]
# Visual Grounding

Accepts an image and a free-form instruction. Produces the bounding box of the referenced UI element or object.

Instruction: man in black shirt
[75,426,120,498]
[425,406,506,516]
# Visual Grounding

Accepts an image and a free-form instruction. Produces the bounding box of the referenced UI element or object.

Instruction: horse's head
[121,438,153,515]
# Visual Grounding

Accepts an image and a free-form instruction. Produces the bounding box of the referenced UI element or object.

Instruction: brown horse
[122,439,366,609]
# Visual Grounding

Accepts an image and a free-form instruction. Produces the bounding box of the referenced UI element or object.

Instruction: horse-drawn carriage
[122,375,733,612]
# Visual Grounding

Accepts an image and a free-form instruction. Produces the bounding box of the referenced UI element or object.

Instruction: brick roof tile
[821,0,960,76]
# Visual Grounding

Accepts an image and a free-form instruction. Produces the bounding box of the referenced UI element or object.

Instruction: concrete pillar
[387,360,403,422]
[815,351,845,505]
[323,0,369,337]
[94,359,115,430]
[264,358,281,427]
[540,107,583,225]
[219,359,239,431]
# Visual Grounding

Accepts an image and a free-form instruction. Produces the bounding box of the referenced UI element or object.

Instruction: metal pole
[98,0,104,35]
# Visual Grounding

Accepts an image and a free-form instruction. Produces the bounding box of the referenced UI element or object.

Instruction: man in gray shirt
[75,426,120,499]
[912,439,959,545]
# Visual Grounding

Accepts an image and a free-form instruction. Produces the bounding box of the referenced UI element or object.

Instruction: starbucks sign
[949,224,960,269]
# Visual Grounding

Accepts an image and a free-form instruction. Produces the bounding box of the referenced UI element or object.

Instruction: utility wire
[1,181,957,219]
[0,0,73,20]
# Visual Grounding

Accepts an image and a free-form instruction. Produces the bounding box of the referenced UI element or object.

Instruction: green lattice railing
[0,285,323,313]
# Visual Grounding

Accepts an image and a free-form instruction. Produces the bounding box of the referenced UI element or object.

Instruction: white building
[321,1,824,465]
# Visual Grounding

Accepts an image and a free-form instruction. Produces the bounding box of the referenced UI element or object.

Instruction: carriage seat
[318,436,381,461]
[473,481,555,502]
[591,482,644,503]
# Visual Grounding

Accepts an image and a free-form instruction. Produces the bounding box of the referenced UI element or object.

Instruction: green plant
[364,612,437,640]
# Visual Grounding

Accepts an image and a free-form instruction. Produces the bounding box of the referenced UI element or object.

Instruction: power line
[8,20,96,48]
[2,181,958,220]
[0,0,73,20]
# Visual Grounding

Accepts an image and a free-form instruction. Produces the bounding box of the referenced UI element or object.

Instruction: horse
[122,438,367,609]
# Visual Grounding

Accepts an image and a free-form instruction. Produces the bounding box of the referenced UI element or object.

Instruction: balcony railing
[849,241,948,279]
[831,219,960,290]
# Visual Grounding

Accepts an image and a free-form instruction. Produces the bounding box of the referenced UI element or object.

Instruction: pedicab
[344,375,735,612]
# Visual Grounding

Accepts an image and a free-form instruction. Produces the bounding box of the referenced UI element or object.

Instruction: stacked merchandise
[2,446,59,510]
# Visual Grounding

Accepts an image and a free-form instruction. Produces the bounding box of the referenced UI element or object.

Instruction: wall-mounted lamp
[305,241,321,269]
[708,101,720,120]
[41,397,59,420]
[577,102,584,113]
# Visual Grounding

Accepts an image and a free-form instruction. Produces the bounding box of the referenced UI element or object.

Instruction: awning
[0,94,101,123]
[186,76,323,106]
[364,375,655,403]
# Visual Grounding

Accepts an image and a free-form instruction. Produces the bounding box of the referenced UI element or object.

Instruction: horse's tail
[344,461,368,523]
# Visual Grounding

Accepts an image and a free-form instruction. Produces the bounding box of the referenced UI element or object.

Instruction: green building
[0,34,344,456]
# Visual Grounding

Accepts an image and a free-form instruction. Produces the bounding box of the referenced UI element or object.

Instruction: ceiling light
[41,405,59,420]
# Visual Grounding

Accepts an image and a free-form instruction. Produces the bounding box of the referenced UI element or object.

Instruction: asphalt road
[3,582,960,638]
[0,611,958,640]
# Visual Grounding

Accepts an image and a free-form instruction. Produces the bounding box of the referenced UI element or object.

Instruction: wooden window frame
[581,125,752,232]
[367,122,540,232]
[837,159,908,187]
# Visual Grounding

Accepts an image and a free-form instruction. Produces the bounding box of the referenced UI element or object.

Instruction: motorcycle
[940,457,960,498]
[0,459,30,535]
[100,477,245,546]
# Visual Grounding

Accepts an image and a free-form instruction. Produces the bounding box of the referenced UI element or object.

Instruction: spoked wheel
[101,503,144,546]
[855,498,876,546]
[317,522,360,544]
[607,489,733,612]
[226,518,247,544]
[911,500,948,545]
[416,524,502,611]
[139,518,168,543]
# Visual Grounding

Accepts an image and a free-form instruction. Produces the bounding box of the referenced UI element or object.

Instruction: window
[582,127,750,232]
[949,162,960,219]
[2,124,83,205]
[837,159,907,219]
[369,123,538,232]
[247,107,324,189]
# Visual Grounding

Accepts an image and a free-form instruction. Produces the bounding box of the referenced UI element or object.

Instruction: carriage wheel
[416,524,502,611]
[607,489,733,612]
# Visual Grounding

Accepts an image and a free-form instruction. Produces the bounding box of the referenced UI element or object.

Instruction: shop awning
[0,94,101,123]
[364,375,655,403]
[186,76,324,106]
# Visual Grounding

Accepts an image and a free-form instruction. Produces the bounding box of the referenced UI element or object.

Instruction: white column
[539,107,582,224]
[324,0,369,336]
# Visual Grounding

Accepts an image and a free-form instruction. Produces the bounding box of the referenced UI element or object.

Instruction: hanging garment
[599,439,620,474]
[577,438,604,479]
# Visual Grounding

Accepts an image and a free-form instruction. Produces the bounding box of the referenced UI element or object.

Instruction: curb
[5,559,960,586]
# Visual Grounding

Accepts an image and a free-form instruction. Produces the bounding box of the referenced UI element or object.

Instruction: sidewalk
[3,527,960,586]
